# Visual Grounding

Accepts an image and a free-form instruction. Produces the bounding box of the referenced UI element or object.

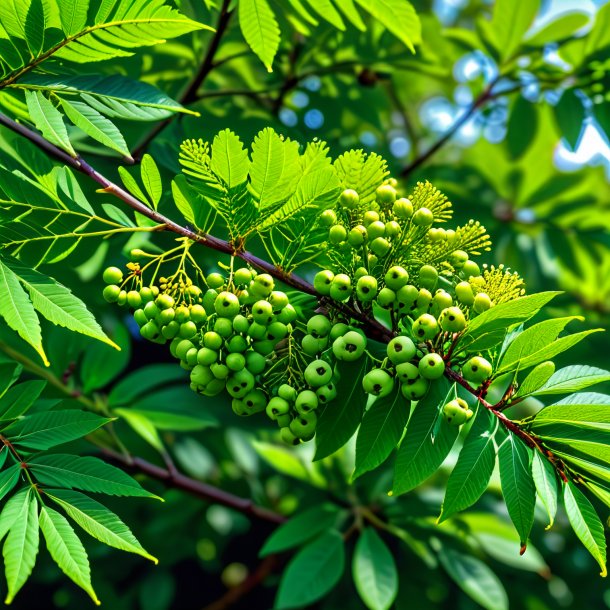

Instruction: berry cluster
[102,178,521,440]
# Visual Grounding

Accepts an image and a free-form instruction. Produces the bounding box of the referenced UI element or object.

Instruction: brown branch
[202,555,279,610]
[131,0,233,160]
[101,449,286,524]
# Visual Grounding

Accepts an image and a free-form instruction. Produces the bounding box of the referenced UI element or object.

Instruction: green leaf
[585,480,610,510]
[48,489,157,563]
[249,128,301,208]
[554,90,585,149]
[0,257,46,365]
[564,481,607,576]
[0,489,29,541]
[39,505,99,604]
[140,154,162,209]
[354,388,409,479]
[2,255,119,351]
[57,0,89,36]
[211,129,250,189]
[499,316,595,373]
[113,408,164,453]
[314,359,368,460]
[0,380,46,420]
[393,380,458,495]
[25,91,75,156]
[336,0,366,30]
[514,361,555,399]
[531,451,558,530]
[53,0,211,64]
[532,366,610,397]
[0,362,21,398]
[439,408,497,522]
[354,0,421,52]
[0,465,21,502]
[305,0,345,30]
[507,96,537,160]
[459,292,560,353]
[29,454,159,499]
[3,490,39,604]
[260,504,341,557]
[437,543,508,610]
[3,410,112,450]
[488,0,541,61]
[524,12,589,47]
[498,434,536,550]
[107,365,187,406]
[60,98,131,159]
[352,528,398,610]
[170,176,196,225]
[253,441,325,487]
[275,530,345,609]
[17,74,196,121]
[238,0,280,72]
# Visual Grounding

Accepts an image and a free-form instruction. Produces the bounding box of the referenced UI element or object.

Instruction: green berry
[140,320,160,340]
[214,317,234,338]
[418,353,445,379]
[387,336,416,364]
[103,267,123,284]
[385,266,409,291]
[117,290,128,306]
[450,250,469,269]
[329,224,347,245]
[248,322,267,341]
[276,304,297,324]
[363,210,380,226]
[304,359,333,387]
[307,314,332,338]
[269,291,289,311]
[348,225,367,248]
[320,209,337,226]
[211,362,230,380]
[215,291,240,318]
[143,301,160,320]
[290,411,317,438]
[197,348,218,366]
[385,220,401,237]
[339,188,359,209]
[278,384,297,402]
[191,365,214,387]
[245,351,267,375]
[376,287,396,308]
[250,274,275,298]
[161,320,180,339]
[156,293,174,310]
[314,270,334,295]
[356,275,378,302]
[330,322,350,341]
[442,398,472,426]
[439,306,467,332]
[207,273,225,289]
[462,356,492,384]
[179,321,198,339]
[367,221,386,240]
[393,198,413,219]
[139,287,154,303]
[242,389,267,414]
[266,396,290,419]
[370,237,391,257]
[133,309,147,327]
[401,376,429,400]
[204,331,223,350]
[295,390,319,413]
[455,281,475,306]
[126,290,142,308]
[227,335,248,353]
[412,313,439,341]
[252,300,274,325]
[376,184,397,205]
[234,268,253,285]
[266,322,288,342]
[412,207,434,226]
[418,265,438,291]
[302,334,321,356]
[189,304,207,323]
[395,285,418,310]
[329,274,352,301]
[176,339,195,361]
[103,285,121,303]
[280,427,300,445]
[473,292,492,313]
[316,382,337,404]
[461,260,481,278]
[226,369,255,397]
[395,362,420,382]
[362,368,394,398]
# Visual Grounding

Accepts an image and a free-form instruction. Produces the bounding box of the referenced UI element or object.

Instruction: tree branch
[101,448,286,524]
[130,0,234,160]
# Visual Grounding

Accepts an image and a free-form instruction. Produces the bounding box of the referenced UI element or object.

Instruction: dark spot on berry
[316,367,325,375]
[394,344,402,353]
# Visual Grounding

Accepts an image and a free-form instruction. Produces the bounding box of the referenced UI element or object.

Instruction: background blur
[2,0,609,608]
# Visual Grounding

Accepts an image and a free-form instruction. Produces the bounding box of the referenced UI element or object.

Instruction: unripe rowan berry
[339,188,360,209]
[462,356,492,384]
[418,353,445,379]
[412,207,434,226]
[103,266,123,284]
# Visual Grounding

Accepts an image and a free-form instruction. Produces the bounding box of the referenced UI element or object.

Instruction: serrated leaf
[3,490,39,604]
[29,454,159,499]
[564,481,607,576]
[0,465,21,503]
[211,129,250,189]
[140,154,162,209]
[354,388,408,478]
[238,0,280,72]
[352,528,398,610]
[275,530,345,609]
[25,91,75,156]
[60,98,131,159]
[531,451,558,529]
[354,0,421,52]
[2,255,119,351]
[48,489,157,563]
[438,543,508,610]
[3,410,112,450]
[532,366,610,397]
[498,435,536,549]
[39,506,99,604]
[0,257,46,365]
[393,380,458,495]
[260,504,341,557]
[57,0,89,35]
[0,380,46,420]
[314,359,368,461]
[515,361,555,399]
[439,409,497,522]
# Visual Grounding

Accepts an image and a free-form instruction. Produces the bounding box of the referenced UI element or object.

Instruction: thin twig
[131,0,233,160]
